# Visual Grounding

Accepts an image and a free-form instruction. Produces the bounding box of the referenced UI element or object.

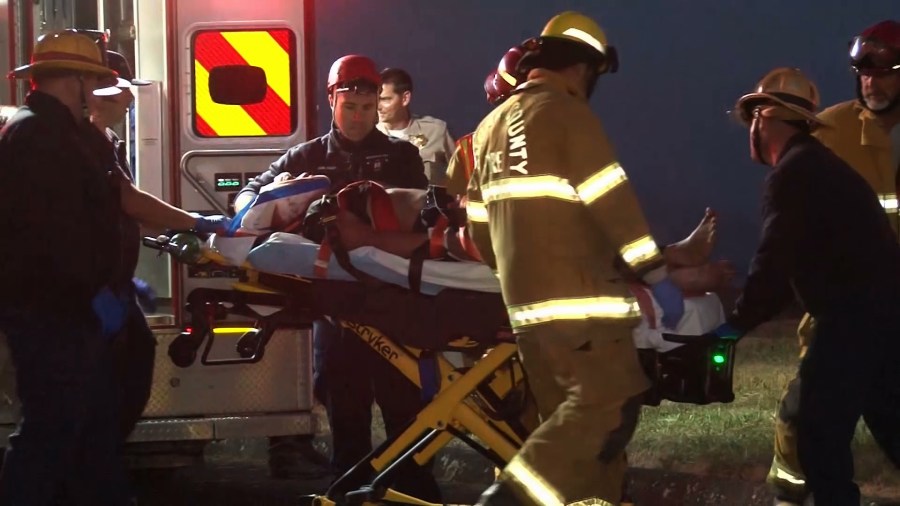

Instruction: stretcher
[144,229,736,506]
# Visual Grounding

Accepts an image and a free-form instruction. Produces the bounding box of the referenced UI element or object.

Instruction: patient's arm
[336,210,427,258]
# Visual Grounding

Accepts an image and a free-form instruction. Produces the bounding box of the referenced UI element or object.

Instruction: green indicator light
[712,354,726,365]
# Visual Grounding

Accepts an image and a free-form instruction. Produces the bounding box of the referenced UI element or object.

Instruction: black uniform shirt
[729,133,900,333]
[239,127,428,198]
[0,91,122,317]
[83,126,141,287]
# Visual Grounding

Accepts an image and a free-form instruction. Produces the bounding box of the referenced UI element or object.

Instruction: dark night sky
[314,1,893,276]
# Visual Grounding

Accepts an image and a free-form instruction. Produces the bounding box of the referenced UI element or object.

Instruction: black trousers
[0,312,131,506]
[112,298,156,442]
[796,303,900,506]
[313,319,442,502]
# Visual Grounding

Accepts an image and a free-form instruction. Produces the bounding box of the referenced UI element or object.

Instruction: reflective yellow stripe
[506,455,565,506]
[620,234,662,268]
[193,62,265,136]
[466,200,488,223]
[507,296,640,328]
[481,175,579,204]
[774,467,806,485]
[221,31,292,105]
[505,455,614,506]
[880,193,898,212]
[562,28,606,54]
[576,162,627,204]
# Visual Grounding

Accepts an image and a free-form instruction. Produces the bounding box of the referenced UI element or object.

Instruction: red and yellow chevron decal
[192,28,295,137]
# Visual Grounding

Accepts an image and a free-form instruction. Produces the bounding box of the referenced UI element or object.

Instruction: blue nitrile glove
[190,213,232,235]
[133,277,157,313]
[650,277,686,329]
[92,287,128,338]
[712,322,741,341]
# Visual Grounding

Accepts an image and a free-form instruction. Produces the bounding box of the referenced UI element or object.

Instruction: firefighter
[234,55,439,500]
[765,20,900,505]
[86,50,231,441]
[0,30,132,505]
[445,45,525,197]
[471,12,692,505]
[715,67,900,506]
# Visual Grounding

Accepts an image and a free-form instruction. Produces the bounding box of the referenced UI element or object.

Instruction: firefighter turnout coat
[466,71,668,334]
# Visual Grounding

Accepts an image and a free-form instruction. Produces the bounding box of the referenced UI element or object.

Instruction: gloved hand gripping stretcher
[144,176,739,505]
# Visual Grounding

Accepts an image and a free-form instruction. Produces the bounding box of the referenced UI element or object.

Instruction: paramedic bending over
[233,55,437,499]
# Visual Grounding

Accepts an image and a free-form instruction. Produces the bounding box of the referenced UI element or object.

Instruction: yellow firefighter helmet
[733,67,828,128]
[8,30,114,79]
[538,11,618,74]
[541,11,609,55]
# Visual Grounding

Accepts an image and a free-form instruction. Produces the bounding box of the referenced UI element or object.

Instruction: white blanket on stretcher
[231,233,725,351]
[243,232,502,294]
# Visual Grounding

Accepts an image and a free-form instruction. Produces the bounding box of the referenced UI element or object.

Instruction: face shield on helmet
[850,36,900,76]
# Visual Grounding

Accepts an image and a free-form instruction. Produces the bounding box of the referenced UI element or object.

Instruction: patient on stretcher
[325,182,733,295]
[234,173,735,295]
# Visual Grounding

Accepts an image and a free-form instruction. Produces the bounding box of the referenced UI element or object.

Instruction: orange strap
[456,226,483,262]
[629,284,658,330]
[314,238,332,277]
[457,133,475,182]
[428,216,449,258]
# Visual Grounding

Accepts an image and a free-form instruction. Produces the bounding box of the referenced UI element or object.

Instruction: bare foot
[665,208,717,268]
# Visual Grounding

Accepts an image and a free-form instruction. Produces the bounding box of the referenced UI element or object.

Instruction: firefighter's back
[469,82,641,330]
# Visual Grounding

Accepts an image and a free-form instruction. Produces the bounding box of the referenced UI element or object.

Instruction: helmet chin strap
[78,75,90,120]
[751,119,771,166]
[584,69,600,99]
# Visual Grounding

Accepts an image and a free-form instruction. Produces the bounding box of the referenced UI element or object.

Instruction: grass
[627,319,900,493]
[204,317,900,495]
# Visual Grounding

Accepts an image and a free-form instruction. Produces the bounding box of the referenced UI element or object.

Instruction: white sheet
[214,232,724,351]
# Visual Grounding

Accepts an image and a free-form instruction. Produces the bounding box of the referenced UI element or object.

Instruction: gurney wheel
[168,332,199,368]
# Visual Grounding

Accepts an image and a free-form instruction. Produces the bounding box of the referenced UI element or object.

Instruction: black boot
[268,435,332,480]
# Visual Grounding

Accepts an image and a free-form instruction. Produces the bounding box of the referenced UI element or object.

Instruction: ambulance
[0,0,318,472]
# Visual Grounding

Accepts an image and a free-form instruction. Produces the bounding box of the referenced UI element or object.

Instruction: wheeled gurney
[145,230,736,506]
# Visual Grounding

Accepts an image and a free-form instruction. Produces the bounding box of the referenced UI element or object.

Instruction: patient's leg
[668,259,735,294]
[664,207,717,268]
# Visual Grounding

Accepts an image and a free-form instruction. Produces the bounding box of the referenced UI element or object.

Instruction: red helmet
[850,20,900,76]
[484,45,526,106]
[498,45,526,84]
[327,55,381,92]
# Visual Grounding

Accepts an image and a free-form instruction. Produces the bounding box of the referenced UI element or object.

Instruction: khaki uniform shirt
[378,115,455,186]
[466,71,667,333]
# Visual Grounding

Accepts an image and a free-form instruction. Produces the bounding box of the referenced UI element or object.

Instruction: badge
[365,154,389,172]
[408,134,429,148]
